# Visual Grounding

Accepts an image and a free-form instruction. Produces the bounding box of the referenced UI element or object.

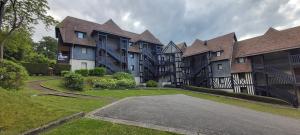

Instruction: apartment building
[56,16,299,106]
[56,16,163,84]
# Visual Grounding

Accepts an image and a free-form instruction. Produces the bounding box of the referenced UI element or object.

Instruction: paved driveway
[88,94,300,135]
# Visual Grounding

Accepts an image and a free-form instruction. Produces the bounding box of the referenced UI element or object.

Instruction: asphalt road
[90,94,300,135]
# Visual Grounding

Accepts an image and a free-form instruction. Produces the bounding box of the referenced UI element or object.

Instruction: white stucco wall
[70,59,95,71]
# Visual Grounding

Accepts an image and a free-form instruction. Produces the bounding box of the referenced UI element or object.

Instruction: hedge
[89,67,106,76]
[75,69,89,77]
[64,72,84,91]
[146,80,158,87]
[54,63,71,75]
[21,62,49,75]
[183,85,290,106]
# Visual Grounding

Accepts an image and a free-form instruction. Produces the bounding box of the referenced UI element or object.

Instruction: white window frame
[81,47,87,54]
[238,57,245,63]
[130,65,134,71]
[77,32,85,39]
[130,53,134,58]
[81,62,87,69]
[217,64,223,70]
[216,51,221,56]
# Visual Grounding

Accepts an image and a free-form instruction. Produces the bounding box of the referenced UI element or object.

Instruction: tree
[0,0,57,61]
[4,28,33,61]
[34,36,57,60]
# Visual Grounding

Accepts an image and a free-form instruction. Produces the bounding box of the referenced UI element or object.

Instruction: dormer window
[76,31,86,39]
[237,57,246,63]
[216,51,222,56]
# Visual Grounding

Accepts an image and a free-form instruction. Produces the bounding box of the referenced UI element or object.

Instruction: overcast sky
[33,0,300,45]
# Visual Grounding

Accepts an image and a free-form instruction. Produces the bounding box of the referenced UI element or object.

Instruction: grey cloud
[33,0,298,45]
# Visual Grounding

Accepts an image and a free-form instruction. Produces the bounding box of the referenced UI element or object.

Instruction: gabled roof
[131,30,162,45]
[183,39,208,57]
[235,26,300,57]
[176,42,187,52]
[56,16,162,46]
[162,41,184,53]
[183,32,236,61]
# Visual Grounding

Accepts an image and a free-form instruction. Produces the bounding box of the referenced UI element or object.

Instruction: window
[239,73,246,80]
[130,65,134,71]
[81,47,87,54]
[129,42,133,46]
[130,53,134,58]
[240,87,248,94]
[217,64,223,70]
[219,78,225,84]
[216,51,221,56]
[76,32,86,39]
[237,57,245,63]
[81,62,87,69]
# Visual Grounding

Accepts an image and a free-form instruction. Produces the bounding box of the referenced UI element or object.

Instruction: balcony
[57,53,69,63]
[290,54,300,65]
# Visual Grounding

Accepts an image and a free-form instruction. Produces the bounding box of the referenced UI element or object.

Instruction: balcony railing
[290,54,300,65]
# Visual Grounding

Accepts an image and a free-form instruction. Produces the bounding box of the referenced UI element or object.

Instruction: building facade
[56,16,300,106]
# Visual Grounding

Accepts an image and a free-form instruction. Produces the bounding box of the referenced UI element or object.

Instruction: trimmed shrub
[63,72,84,91]
[75,69,89,77]
[21,62,49,75]
[92,78,117,89]
[116,79,136,89]
[183,85,290,106]
[54,63,71,75]
[112,72,133,80]
[61,70,70,76]
[146,80,158,87]
[89,67,106,76]
[0,60,29,89]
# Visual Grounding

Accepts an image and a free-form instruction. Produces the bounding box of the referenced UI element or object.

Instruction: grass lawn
[42,79,300,119]
[43,118,178,135]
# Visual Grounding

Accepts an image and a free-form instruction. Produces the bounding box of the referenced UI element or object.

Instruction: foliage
[146,80,158,87]
[21,62,49,75]
[54,63,71,75]
[60,71,70,76]
[3,28,33,61]
[116,79,136,89]
[112,72,133,80]
[33,36,57,60]
[75,69,89,77]
[25,53,56,66]
[0,60,28,89]
[63,72,84,91]
[92,78,117,89]
[183,85,290,106]
[89,67,106,76]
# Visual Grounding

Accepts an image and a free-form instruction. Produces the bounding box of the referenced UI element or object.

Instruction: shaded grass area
[42,79,300,119]
[43,118,178,135]
[26,76,59,82]
[0,87,110,135]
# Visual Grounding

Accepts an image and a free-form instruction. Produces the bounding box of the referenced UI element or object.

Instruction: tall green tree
[4,28,33,61]
[34,36,57,60]
[0,0,57,61]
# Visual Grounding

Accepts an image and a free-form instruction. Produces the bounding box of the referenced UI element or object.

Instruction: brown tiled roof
[182,39,208,57]
[182,32,236,60]
[128,45,140,53]
[129,30,162,45]
[231,43,252,73]
[56,16,162,46]
[207,32,236,61]
[176,42,187,52]
[235,26,300,57]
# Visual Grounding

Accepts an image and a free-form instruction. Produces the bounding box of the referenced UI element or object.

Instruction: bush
[0,60,29,89]
[54,63,71,75]
[183,85,290,106]
[116,79,136,89]
[89,67,106,76]
[61,70,70,76]
[92,78,117,89]
[75,69,89,77]
[146,80,158,87]
[63,72,84,91]
[112,72,133,80]
[21,62,49,75]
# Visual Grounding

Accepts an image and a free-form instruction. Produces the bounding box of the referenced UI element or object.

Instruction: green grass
[42,79,300,119]
[43,118,178,135]
[0,87,110,135]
